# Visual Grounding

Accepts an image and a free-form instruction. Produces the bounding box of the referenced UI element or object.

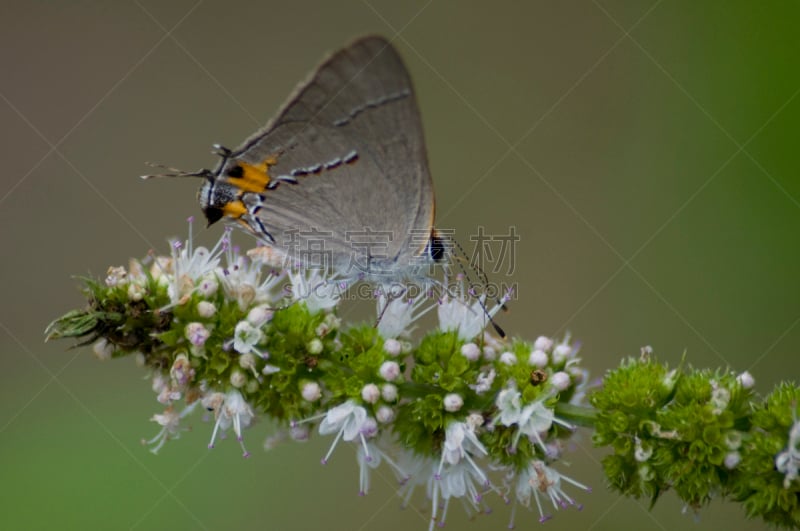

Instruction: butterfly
[146,35,445,285]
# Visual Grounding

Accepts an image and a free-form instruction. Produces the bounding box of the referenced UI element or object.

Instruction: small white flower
[737,371,755,389]
[238,352,260,379]
[443,393,464,412]
[469,369,496,394]
[376,405,394,423]
[379,361,401,381]
[169,353,194,387]
[396,449,499,531]
[92,338,114,361]
[776,416,800,488]
[641,420,678,440]
[153,372,181,404]
[500,351,517,365]
[425,421,497,529]
[437,278,510,340]
[233,320,264,356]
[544,441,564,460]
[105,266,128,287]
[219,245,286,310]
[131,259,147,282]
[197,274,218,297]
[439,421,487,470]
[710,382,731,415]
[149,256,172,280]
[288,269,341,314]
[290,423,310,441]
[482,346,497,361]
[495,388,522,426]
[147,407,180,450]
[185,322,211,347]
[431,460,496,529]
[515,401,557,452]
[550,371,571,392]
[315,313,341,337]
[383,338,402,356]
[143,402,198,454]
[302,382,322,402]
[638,463,655,483]
[356,439,407,496]
[513,460,590,524]
[494,390,572,452]
[152,372,168,394]
[634,436,653,462]
[230,370,246,388]
[196,300,216,318]
[307,338,323,355]
[551,343,572,365]
[246,305,274,326]
[361,416,378,438]
[724,451,741,469]
[261,364,280,375]
[318,400,369,464]
[662,368,679,393]
[724,430,742,450]
[156,274,170,290]
[127,282,145,302]
[466,413,484,430]
[533,336,553,352]
[460,342,481,361]
[381,383,398,402]
[482,330,504,351]
[203,389,255,457]
[218,248,284,310]
[376,292,434,339]
[361,383,380,404]
[168,232,226,305]
[356,441,383,496]
[529,349,548,368]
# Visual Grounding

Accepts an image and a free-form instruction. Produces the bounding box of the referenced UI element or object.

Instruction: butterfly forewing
[221,36,435,278]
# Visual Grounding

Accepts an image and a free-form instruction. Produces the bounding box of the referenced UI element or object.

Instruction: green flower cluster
[591,352,800,528]
[734,382,800,527]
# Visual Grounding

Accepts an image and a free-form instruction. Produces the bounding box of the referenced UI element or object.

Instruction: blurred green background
[1,1,798,530]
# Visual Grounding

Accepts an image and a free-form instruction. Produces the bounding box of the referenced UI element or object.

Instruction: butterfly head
[197,173,245,228]
[141,151,255,229]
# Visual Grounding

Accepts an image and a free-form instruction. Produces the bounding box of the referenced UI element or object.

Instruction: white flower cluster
[100,227,342,456]
[90,224,592,529]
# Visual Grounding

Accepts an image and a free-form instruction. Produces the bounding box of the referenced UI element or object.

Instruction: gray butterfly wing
[224,36,434,278]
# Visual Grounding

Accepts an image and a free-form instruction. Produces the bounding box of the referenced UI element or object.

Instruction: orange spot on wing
[228,156,279,194]
[222,200,248,219]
